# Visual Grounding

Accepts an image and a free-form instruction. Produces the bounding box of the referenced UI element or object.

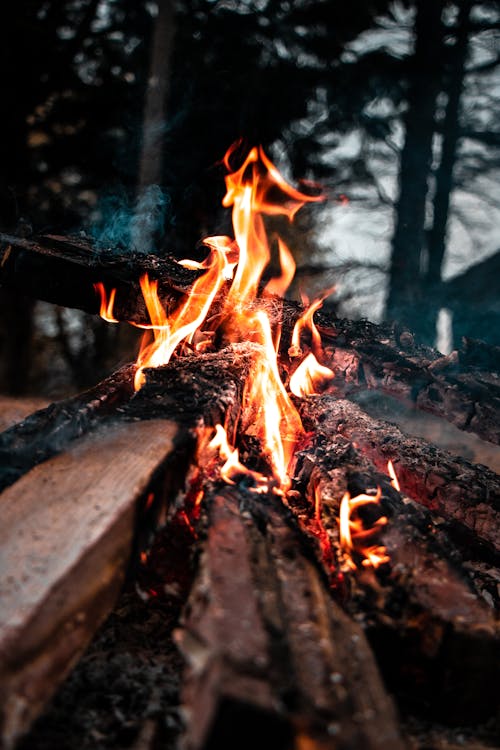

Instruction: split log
[307,397,500,558]
[0,344,259,749]
[293,396,500,724]
[0,419,182,750]
[177,485,405,750]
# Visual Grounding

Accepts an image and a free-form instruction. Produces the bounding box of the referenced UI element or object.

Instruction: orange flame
[97,145,330,493]
[289,352,334,397]
[134,239,232,389]
[94,282,118,323]
[339,488,389,569]
[209,424,268,492]
[290,286,335,358]
[387,460,401,492]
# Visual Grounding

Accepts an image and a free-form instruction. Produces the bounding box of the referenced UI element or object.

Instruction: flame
[263,238,296,298]
[208,424,268,492]
[134,238,232,389]
[221,145,323,316]
[339,488,389,569]
[290,286,335,358]
[387,460,400,492]
[97,145,329,493]
[289,352,334,397]
[94,282,118,323]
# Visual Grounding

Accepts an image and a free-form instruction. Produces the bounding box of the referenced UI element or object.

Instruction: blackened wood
[0,343,259,493]
[295,397,499,723]
[2,231,499,444]
[177,486,405,750]
[0,419,183,750]
[0,232,199,322]
[312,397,500,558]
[315,316,500,445]
[0,363,135,493]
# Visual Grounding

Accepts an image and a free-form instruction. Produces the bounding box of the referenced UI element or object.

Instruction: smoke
[130,185,170,254]
[90,185,170,254]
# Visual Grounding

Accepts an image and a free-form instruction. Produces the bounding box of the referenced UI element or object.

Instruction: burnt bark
[293,396,499,723]
[306,397,500,558]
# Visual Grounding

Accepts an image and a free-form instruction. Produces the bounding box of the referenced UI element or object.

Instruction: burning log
[0,231,197,323]
[177,486,405,750]
[306,397,500,558]
[294,396,500,723]
[2,230,500,446]
[0,345,259,749]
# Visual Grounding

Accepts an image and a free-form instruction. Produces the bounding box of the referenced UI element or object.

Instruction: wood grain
[0,419,183,749]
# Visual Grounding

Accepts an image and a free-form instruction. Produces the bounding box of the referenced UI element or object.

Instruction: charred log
[293,397,499,724]
[0,232,199,323]
[305,397,500,558]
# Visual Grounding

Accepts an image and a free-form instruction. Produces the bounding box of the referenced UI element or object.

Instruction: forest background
[0,0,499,397]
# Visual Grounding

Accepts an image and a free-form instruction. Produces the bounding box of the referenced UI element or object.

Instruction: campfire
[0,145,499,750]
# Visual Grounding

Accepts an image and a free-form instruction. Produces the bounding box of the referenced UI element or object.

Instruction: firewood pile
[0,147,499,750]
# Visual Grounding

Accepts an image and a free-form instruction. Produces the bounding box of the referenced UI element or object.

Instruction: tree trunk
[385,0,445,340]
[131,0,176,257]
[423,0,473,345]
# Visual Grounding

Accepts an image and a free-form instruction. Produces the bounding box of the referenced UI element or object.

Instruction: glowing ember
[339,488,389,570]
[387,460,401,492]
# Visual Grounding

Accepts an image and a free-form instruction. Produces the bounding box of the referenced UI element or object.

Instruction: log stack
[0,233,499,750]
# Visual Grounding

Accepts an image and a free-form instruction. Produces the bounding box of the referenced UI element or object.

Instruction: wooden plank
[0,397,48,432]
[0,419,184,749]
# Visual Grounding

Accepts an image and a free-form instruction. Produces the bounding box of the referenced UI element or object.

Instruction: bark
[177,486,405,750]
[307,397,500,558]
[385,0,445,339]
[314,315,500,446]
[293,397,499,723]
